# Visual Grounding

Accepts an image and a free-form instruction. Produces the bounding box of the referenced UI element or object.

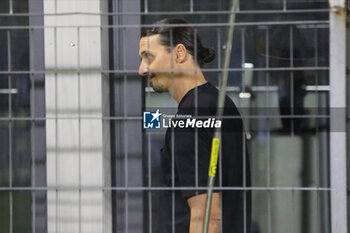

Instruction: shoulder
[198,83,239,114]
[197,83,219,108]
[178,84,216,112]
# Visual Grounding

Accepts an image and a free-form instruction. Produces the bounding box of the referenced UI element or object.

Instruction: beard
[149,75,168,93]
[151,81,166,93]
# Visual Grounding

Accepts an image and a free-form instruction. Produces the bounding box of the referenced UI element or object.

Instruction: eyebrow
[140,50,153,58]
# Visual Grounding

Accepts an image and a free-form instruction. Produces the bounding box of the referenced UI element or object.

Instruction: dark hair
[141,18,215,67]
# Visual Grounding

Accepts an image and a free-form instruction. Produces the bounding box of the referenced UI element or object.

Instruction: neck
[170,71,207,103]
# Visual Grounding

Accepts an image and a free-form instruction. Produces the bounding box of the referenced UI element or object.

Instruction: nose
[138,61,149,77]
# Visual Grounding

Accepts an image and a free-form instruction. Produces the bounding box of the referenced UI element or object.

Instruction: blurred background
[0,0,349,233]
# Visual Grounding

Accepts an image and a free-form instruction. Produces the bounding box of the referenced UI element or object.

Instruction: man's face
[138,35,174,93]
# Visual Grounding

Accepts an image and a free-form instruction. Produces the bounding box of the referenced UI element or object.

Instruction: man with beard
[138,18,251,233]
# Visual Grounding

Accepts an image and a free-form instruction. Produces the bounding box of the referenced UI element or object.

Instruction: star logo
[143,109,162,129]
[150,109,162,122]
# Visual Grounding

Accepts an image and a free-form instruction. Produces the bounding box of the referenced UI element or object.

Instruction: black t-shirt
[157,82,251,233]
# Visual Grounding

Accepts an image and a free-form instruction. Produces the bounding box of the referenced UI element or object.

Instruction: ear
[173,44,187,64]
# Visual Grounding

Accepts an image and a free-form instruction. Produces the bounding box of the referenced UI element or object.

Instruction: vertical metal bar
[217,25,223,233]
[54,0,57,14]
[265,27,272,233]
[194,29,199,195]
[146,28,153,233]
[7,28,13,233]
[219,145,223,233]
[216,26,222,182]
[122,26,129,233]
[190,0,194,12]
[54,26,59,233]
[267,128,272,233]
[194,27,198,104]
[9,0,13,14]
[29,25,36,233]
[314,27,321,232]
[102,180,105,233]
[265,27,269,105]
[317,189,320,233]
[314,28,318,68]
[289,26,294,135]
[102,100,105,233]
[241,27,245,91]
[125,187,128,233]
[147,134,152,233]
[144,0,148,13]
[289,25,293,100]
[314,27,319,121]
[203,0,238,231]
[217,28,221,69]
[329,1,347,233]
[171,129,175,233]
[29,27,35,162]
[314,28,325,231]
[241,24,247,233]
[7,30,12,184]
[170,28,175,233]
[29,1,47,231]
[194,27,198,187]
[313,34,323,233]
[243,133,247,233]
[314,27,320,188]
[77,26,82,233]
[146,28,151,90]
[100,19,106,229]
[314,26,321,232]
[144,25,153,233]
[148,189,152,233]
[282,0,287,11]
[193,27,200,233]
[31,75,37,233]
[113,2,143,230]
[265,26,270,186]
[291,190,297,233]
[9,192,13,233]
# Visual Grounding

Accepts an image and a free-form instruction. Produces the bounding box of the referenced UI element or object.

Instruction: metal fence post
[329,1,347,233]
